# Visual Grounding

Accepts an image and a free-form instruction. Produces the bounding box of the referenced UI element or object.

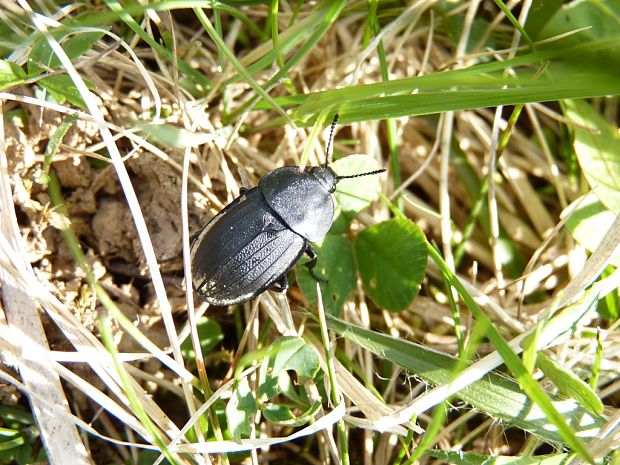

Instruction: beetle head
[309,165,338,193]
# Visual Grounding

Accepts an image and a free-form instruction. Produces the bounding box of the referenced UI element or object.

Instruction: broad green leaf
[562,193,620,267]
[326,316,605,444]
[262,401,321,427]
[262,404,296,424]
[429,450,571,465]
[536,352,604,416]
[180,317,224,360]
[563,99,620,213]
[264,336,319,382]
[0,60,25,91]
[524,0,563,40]
[258,336,320,401]
[275,370,306,405]
[226,378,257,442]
[537,0,620,45]
[38,75,92,109]
[331,154,382,219]
[228,337,319,440]
[354,218,427,311]
[29,30,105,73]
[328,203,349,235]
[296,235,357,316]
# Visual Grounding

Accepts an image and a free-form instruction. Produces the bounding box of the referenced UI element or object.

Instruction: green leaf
[428,450,571,465]
[562,193,620,267]
[0,60,25,91]
[262,401,321,427]
[136,450,172,465]
[0,434,25,451]
[35,114,78,185]
[524,0,563,40]
[0,427,19,437]
[598,267,619,321]
[563,99,620,213]
[262,404,296,423]
[100,1,210,90]
[538,0,620,45]
[224,0,348,122]
[227,337,320,439]
[274,370,306,405]
[536,352,604,416]
[331,154,382,220]
[180,317,224,360]
[354,218,427,311]
[26,29,102,109]
[326,316,606,444]
[258,336,320,401]
[29,30,105,73]
[296,235,357,316]
[226,378,257,442]
[38,74,92,109]
[0,402,36,426]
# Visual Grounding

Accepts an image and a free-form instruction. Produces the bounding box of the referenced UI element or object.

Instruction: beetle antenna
[336,168,386,180]
[324,113,339,167]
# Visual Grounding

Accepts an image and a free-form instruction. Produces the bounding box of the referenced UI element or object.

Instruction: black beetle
[190,115,385,306]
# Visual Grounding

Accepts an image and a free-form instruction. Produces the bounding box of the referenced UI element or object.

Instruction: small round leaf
[564,99,620,214]
[331,155,383,219]
[354,218,427,312]
[296,235,357,316]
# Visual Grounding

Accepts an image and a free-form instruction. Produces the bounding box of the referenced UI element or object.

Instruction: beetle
[190,115,385,306]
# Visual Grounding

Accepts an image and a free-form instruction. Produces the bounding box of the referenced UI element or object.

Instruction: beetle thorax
[309,166,338,193]
[258,165,337,243]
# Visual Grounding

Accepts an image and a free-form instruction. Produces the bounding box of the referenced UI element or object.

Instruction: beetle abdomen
[190,187,306,306]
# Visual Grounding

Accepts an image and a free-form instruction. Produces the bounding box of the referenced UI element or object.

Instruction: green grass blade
[249,37,620,123]
[193,7,291,124]
[492,0,536,51]
[425,243,595,463]
[326,316,605,445]
[226,0,347,121]
[102,0,211,89]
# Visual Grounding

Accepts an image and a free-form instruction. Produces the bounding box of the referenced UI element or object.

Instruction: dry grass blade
[0,105,90,464]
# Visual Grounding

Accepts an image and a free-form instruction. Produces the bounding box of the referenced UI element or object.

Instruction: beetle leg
[271,275,289,293]
[304,245,328,284]
[189,229,201,245]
